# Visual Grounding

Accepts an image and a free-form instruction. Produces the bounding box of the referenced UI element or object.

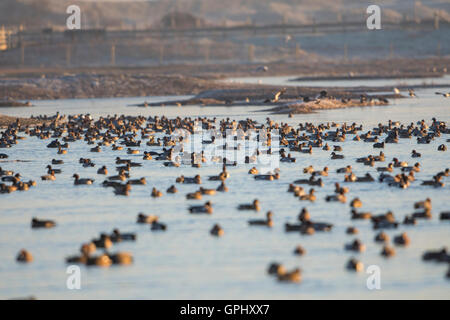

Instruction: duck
[277,268,302,283]
[346,258,363,272]
[238,199,260,211]
[151,220,167,231]
[267,263,286,276]
[373,141,385,148]
[421,176,444,187]
[41,171,56,181]
[57,146,67,154]
[92,234,113,249]
[115,157,131,164]
[351,209,372,220]
[210,224,224,237]
[381,245,396,258]
[393,158,408,168]
[393,232,410,246]
[293,186,306,197]
[90,144,101,152]
[334,183,349,194]
[199,187,216,195]
[377,163,393,172]
[371,211,398,229]
[108,252,133,265]
[436,168,449,178]
[51,159,64,165]
[86,254,112,267]
[254,173,280,181]
[325,190,346,203]
[80,242,96,256]
[299,188,316,202]
[411,150,421,158]
[336,165,352,174]
[403,215,417,225]
[216,182,228,192]
[330,152,344,159]
[293,245,306,256]
[280,153,296,163]
[345,239,366,252]
[31,217,56,228]
[73,174,94,185]
[16,249,33,263]
[401,162,420,172]
[440,212,450,220]
[112,144,123,151]
[110,229,136,242]
[374,231,389,243]
[177,175,202,184]
[127,148,139,155]
[166,185,178,193]
[346,226,358,234]
[248,167,259,174]
[312,167,328,177]
[128,177,146,185]
[303,166,314,174]
[422,247,450,262]
[189,201,213,214]
[142,152,153,160]
[248,211,273,227]
[151,187,163,197]
[412,209,432,219]
[2,173,21,183]
[186,191,202,200]
[80,158,95,167]
[350,197,362,208]
[97,166,108,175]
[355,173,375,182]
[137,213,158,224]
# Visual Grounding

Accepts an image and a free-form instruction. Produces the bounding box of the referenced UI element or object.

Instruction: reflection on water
[0,87,449,299]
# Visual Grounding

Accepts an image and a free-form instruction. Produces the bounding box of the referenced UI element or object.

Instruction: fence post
[343,43,348,61]
[204,43,210,63]
[295,43,301,59]
[434,11,440,30]
[111,43,116,66]
[20,42,25,66]
[248,44,254,62]
[159,44,164,64]
[66,43,71,67]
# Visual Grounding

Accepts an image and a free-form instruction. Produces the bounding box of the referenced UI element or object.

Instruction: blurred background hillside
[1,0,450,29]
[0,0,449,68]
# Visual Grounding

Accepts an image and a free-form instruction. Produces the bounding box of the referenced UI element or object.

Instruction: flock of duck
[1,113,449,285]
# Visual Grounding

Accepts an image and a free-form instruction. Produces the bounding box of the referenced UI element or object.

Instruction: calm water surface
[225,75,450,88]
[0,86,449,299]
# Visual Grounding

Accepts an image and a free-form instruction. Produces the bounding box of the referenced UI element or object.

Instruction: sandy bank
[265,98,389,114]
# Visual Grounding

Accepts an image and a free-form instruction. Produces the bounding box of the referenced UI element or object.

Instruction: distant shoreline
[0,57,448,101]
